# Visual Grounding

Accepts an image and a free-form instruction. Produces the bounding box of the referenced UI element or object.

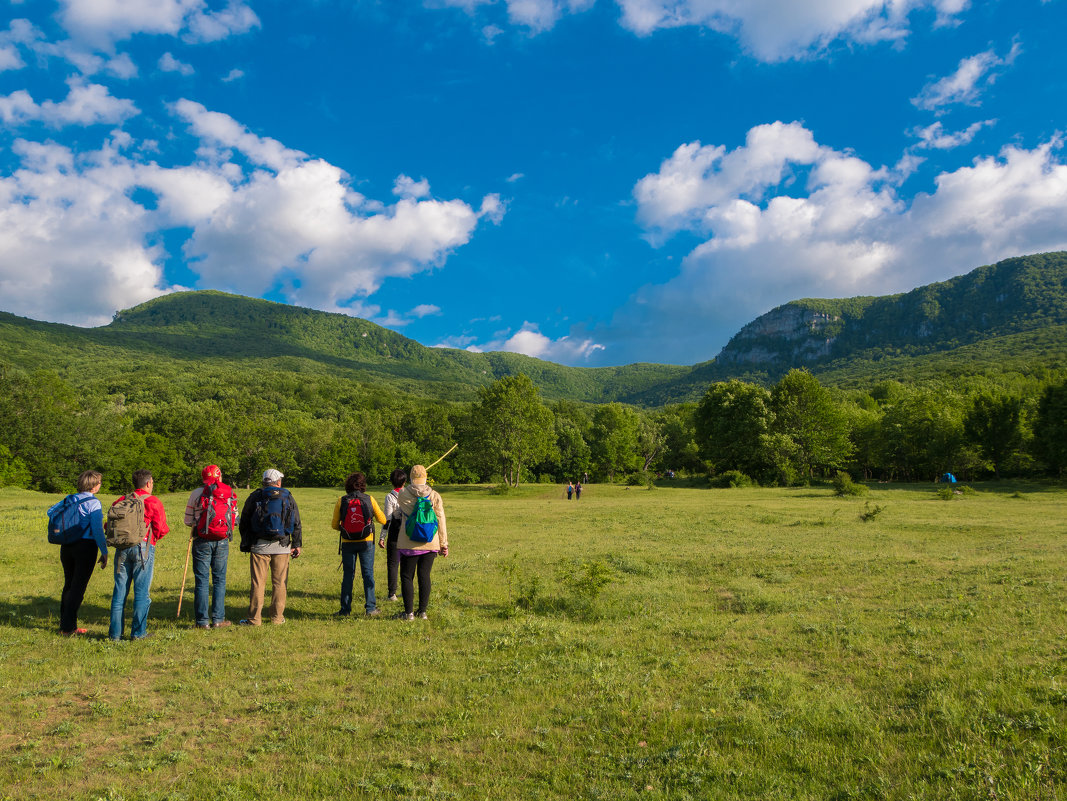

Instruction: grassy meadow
[0,481,1064,800]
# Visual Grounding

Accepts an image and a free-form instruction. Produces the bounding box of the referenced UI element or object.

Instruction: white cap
[262,468,284,483]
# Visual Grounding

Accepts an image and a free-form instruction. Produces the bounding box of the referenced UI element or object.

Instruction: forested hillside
[1,252,1065,493]
[0,291,687,404]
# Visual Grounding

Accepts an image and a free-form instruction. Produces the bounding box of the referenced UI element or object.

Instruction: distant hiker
[377,468,407,602]
[49,470,108,636]
[184,465,238,629]
[395,464,448,620]
[108,469,170,641]
[566,481,574,500]
[238,469,302,626]
[574,481,582,500]
[332,471,387,617]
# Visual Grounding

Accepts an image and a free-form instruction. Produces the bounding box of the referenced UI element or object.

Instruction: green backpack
[106,492,148,549]
[405,496,438,544]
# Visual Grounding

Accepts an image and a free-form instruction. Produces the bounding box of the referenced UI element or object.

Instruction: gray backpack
[106,492,148,549]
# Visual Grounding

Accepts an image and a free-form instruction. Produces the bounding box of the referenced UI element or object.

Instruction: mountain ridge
[1,252,1065,405]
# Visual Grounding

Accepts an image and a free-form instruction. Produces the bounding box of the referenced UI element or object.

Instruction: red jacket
[112,488,170,545]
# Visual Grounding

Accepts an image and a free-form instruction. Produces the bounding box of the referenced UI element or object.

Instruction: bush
[832,471,868,496]
[710,470,754,488]
[488,484,511,496]
[859,502,885,522]
[625,473,644,486]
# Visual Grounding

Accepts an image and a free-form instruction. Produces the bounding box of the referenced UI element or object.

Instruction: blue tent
[940,472,957,483]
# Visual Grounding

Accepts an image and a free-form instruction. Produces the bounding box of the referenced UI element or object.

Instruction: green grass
[0,482,1065,800]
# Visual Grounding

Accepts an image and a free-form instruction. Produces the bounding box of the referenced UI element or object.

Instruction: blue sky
[1,0,1065,366]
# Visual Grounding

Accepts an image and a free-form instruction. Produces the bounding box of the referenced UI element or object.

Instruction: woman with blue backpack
[48,470,108,636]
[395,464,448,620]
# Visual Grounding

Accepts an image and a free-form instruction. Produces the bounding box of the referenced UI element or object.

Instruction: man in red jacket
[109,469,169,641]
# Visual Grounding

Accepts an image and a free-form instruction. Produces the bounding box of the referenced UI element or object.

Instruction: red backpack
[339,492,373,539]
[196,482,237,541]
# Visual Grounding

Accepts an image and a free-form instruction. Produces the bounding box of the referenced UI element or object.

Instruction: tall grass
[0,482,1064,800]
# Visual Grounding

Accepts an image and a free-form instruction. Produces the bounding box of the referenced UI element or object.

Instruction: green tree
[473,374,555,487]
[1033,380,1067,475]
[963,392,1023,479]
[0,444,31,488]
[770,369,853,478]
[589,403,640,481]
[695,380,774,479]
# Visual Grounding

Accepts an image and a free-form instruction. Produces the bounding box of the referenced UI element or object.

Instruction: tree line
[0,364,1064,494]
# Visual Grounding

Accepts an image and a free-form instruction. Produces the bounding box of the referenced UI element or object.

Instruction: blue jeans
[340,540,375,614]
[110,543,155,640]
[192,538,229,626]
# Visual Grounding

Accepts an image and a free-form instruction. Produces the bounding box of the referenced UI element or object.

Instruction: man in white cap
[237,468,302,625]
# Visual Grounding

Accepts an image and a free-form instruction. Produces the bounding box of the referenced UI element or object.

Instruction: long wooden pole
[426,443,458,471]
[176,535,193,618]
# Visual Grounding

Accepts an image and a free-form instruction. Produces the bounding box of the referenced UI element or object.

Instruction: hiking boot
[60,628,88,637]
[417,611,428,620]
[395,612,414,621]
[237,619,258,626]
[196,623,211,629]
[387,595,398,602]
[366,609,381,617]
[333,610,350,617]
[212,621,232,629]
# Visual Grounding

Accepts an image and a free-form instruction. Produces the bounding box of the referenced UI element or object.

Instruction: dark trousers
[399,553,436,615]
[59,539,98,632]
[386,536,399,597]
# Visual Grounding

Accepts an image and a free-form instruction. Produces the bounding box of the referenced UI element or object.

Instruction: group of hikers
[46,463,449,639]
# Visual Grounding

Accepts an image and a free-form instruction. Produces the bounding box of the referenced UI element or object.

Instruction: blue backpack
[405,495,438,544]
[252,487,294,542]
[47,494,94,545]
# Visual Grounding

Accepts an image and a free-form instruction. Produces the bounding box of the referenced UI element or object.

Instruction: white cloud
[0,139,168,326]
[393,174,431,199]
[463,322,605,361]
[432,0,970,60]
[432,0,594,33]
[618,0,970,60]
[0,45,24,71]
[910,119,994,150]
[412,304,442,318]
[159,51,194,75]
[912,43,1020,110]
[57,0,260,47]
[0,103,502,328]
[506,172,525,182]
[221,68,244,82]
[0,80,138,127]
[615,122,1067,363]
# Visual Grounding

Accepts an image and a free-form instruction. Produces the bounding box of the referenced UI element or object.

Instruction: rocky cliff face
[715,306,842,365]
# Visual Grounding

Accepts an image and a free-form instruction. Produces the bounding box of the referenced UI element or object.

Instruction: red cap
[202,465,222,483]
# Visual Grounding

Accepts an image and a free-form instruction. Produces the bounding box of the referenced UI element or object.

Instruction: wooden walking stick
[176,535,193,618]
[426,443,458,471]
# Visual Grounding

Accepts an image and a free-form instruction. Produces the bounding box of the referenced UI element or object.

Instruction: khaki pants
[248,552,289,624]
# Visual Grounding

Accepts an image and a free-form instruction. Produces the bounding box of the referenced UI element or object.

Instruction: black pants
[386,536,400,597]
[399,553,436,615]
[59,540,98,632]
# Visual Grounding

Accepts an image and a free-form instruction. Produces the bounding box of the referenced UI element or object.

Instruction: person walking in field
[377,468,407,602]
[108,469,169,641]
[566,481,574,500]
[238,469,302,626]
[332,471,387,617]
[395,464,448,620]
[50,470,108,636]
[184,465,238,629]
[574,481,582,500]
